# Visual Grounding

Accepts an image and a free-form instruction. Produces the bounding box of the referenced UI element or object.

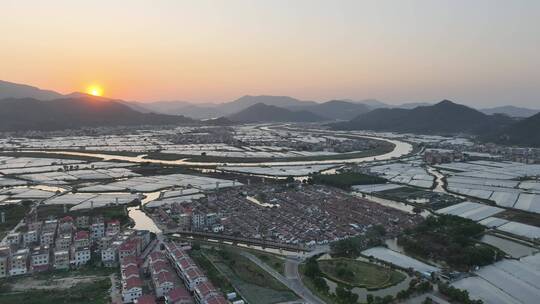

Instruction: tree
[366,294,374,304]
[330,237,362,258]
[335,286,359,304]
[312,276,329,293]
[304,257,322,278]
[422,297,433,304]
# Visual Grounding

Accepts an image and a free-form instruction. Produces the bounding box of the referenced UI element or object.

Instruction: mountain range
[480,105,539,118]
[137,96,432,119]
[487,112,540,147]
[0,80,65,100]
[227,103,325,123]
[1,79,539,146]
[332,100,515,135]
[0,96,194,132]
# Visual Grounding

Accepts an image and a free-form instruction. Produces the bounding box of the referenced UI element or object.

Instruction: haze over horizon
[2,0,539,107]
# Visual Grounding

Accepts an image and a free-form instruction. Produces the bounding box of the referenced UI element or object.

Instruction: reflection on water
[127,191,162,234]
[427,166,446,193]
[30,184,68,193]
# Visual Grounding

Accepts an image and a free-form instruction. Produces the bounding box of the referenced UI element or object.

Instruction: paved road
[284,258,327,304]
[109,273,122,304]
[240,252,326,304]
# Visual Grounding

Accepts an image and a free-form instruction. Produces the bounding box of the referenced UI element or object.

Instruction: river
[18,134,413,167]
[127,191,162,234]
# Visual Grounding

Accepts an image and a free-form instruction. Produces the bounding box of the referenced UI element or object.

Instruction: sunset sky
[1,0,539,107]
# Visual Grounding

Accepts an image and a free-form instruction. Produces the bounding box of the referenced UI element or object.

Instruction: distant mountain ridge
[0,80,64,100]
[486,112,540,147]
[0,97,194,131]
[227,103,325,123]
[480,105,539,118]
[140,101,223,119]
[332,100,513,134]
[287,100,371,120]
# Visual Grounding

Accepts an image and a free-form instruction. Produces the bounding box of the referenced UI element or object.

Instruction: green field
[318,258,405,289]
[197,248,297,304]
[191,249,234,292]
[0,278,111,304]
[249,250,286,275]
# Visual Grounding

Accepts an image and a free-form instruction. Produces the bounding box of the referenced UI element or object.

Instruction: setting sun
[87,85,103,97]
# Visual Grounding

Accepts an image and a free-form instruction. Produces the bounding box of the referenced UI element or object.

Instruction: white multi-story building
[0,255,8,278]
[91,222,105,240]
[191,213,206,230]
[30,246,50,272]
[154,271,176,298]
[54,250,70,270]
[101,243,119,267]
[6,232,21,246]
[55,234,72,251]
[71,247,91,267]
[74,230,90,248]
[40,231,55,246]
[106,220,121,236]
[122,277,143,303]
[23,230,39,246]
[10,249,29,276]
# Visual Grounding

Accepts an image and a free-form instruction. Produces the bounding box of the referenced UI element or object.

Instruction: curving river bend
[19,135,413,168]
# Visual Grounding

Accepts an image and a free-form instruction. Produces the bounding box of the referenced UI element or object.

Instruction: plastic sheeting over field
[368,162,434,188]
[362,247,439,274]
[218,164,336,176]
[436,201,504,221]
[440,161,540,214]
[77,173,242,193]
[454,254,540,304]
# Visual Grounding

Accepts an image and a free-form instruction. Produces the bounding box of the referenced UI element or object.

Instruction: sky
[1,0,539,107]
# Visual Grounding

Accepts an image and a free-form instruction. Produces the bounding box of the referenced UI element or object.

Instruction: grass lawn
[32,264,117,280]
[318,258,405,289]
[191,250,234,292]
[248,250,286,275]
[190,240,287,275]
[201,248,298,304]
[0,278,111,304]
